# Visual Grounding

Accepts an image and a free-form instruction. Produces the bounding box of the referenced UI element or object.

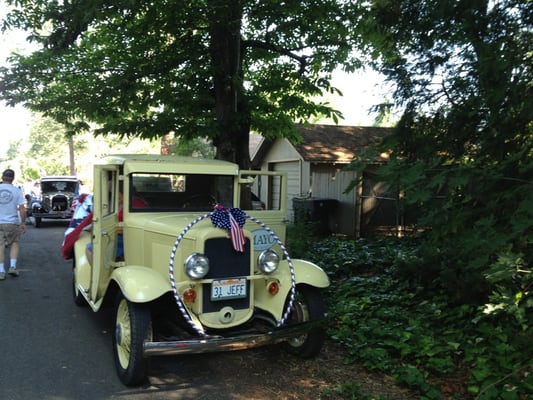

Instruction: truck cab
[71,154,329,386]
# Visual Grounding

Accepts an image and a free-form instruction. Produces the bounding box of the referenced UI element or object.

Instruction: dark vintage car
[31,176,80,227]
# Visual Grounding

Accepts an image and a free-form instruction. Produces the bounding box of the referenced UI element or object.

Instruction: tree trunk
[208,0,251,169]
[68,135,76,175]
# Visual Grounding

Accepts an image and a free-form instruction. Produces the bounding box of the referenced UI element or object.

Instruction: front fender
[287,259,330,288]
[111,266,172,303]
[254,259,330,321]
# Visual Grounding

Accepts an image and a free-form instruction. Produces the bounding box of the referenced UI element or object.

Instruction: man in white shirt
[0,169,26,280]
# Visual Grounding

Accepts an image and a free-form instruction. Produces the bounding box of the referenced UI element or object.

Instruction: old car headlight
[184,253,210,279]
[258,249,279,274]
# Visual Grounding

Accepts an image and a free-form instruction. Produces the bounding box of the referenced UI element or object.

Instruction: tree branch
[242,39,308,74]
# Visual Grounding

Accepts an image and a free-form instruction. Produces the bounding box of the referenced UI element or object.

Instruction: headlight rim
[257,249,280,274]
[184,252,210,279]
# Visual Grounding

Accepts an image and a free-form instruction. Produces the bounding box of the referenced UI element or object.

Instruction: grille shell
[202,238,251,313]
[50,194,69,211]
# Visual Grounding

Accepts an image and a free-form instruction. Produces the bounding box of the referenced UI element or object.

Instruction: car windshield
[129,173,234,212]
[41,181,78,193]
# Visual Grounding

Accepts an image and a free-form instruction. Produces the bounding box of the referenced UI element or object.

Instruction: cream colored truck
[71,154,330,386]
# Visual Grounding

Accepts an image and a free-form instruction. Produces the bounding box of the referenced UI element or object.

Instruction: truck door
[91,165,121,304]
[239,171,288,253]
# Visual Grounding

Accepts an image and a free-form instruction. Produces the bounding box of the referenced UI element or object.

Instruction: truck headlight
[184,253,210,279]
[258,250,279,274]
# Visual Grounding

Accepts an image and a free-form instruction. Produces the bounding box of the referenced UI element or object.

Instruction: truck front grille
[51,194,69,211]
[202,238,251,312]
[204,238,250,278]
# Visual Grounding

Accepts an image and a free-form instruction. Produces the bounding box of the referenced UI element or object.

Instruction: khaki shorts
[0,224,22,246]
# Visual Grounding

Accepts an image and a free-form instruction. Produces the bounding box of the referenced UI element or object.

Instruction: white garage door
[272,161,301,222]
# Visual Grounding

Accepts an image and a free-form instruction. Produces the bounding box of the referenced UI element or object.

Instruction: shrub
[312,236,532,399]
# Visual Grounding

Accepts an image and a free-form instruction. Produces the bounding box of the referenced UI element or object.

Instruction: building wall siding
[251,126,395,238]
[271,161,301,222]
[310,164,358,236]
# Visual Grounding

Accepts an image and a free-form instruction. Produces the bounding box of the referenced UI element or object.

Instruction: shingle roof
[293,124,393,163]
[250,124,394,167]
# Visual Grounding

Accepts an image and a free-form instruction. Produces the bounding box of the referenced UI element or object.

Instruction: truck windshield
[130,173,234,211]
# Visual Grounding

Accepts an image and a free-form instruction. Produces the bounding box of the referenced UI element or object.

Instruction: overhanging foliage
[347,0,532,303]
[0,0,363,166]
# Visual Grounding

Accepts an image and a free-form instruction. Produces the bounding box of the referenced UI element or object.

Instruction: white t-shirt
[0,183,25,224]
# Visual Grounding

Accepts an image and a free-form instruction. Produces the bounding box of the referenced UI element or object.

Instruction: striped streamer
[168,212,212,337]
[246,215,296,327]
[168,207,297,337]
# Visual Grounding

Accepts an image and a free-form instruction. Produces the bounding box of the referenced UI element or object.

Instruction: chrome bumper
[143,320,323,357]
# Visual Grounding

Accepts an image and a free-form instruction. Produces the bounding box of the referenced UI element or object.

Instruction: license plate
[211,278,247,301]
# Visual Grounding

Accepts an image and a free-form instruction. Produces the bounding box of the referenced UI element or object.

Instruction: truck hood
[127,212,217,237]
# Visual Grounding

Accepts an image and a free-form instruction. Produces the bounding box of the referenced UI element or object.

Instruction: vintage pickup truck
[69,154,330,386]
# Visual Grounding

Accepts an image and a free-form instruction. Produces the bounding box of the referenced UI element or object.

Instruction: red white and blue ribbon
[168,205,296,335]
[210,204,247,252]
[61,193,93,259]
[169,212,212,337]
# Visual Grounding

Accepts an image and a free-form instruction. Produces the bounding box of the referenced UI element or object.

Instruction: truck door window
[101,171,118,217]
[239,173,282,211]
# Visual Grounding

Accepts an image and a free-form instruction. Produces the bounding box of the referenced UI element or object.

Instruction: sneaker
[8,268,19,277]
[0,272,5,280]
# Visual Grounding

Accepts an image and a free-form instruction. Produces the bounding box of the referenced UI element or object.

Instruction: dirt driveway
[142,340,417,400]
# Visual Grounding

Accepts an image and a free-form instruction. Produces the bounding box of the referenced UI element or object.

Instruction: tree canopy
[349,0,532,303]
[0,0,362,167]
[0,113,160,182]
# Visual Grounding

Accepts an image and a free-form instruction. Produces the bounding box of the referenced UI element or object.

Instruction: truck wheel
[34,217,41,228]
[112,292,151,386]
[283,285,326,358]
[72,259,86,307]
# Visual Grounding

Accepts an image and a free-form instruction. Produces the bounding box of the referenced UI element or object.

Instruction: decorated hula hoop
[168,212,211,337]
[168,208,296,337]
[246,215,296,327]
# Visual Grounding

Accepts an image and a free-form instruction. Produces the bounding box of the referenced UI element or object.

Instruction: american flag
[228,212,246,252]
[211,205,247,252]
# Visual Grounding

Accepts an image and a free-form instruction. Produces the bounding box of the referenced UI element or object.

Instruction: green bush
[286,220,317,258]
[311,236,532,399]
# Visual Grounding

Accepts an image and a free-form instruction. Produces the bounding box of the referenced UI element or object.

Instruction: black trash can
[292,197,338,234]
